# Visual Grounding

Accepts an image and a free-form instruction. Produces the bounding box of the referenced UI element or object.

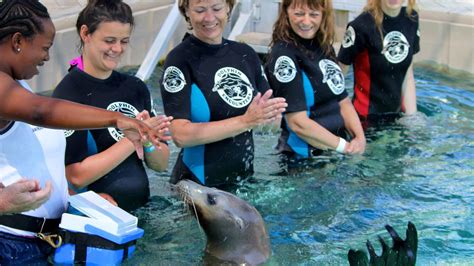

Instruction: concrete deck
[29,0,474,93]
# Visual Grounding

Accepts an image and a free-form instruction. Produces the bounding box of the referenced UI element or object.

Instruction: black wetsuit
[338,7,420,119]
[265,38,348,158]
[160,34,269,187]
[53,68,155,211]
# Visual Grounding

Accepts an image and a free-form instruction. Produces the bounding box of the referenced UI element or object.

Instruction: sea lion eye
[207,194,217,205]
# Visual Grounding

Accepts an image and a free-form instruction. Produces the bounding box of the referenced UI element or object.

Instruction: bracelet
[143,141,155,153]
[143,141,153,148]
[144,145,156,153]
[336,138,347,153]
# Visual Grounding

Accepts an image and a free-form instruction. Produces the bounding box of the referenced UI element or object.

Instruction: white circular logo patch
[382,31,410,64]
[342,26,355,48]
[212,67,253,108]
[163,66,186,93]
[64,130,74,138]
[319,59,345,95]
[106,102,139,141]
[273,56,297,83]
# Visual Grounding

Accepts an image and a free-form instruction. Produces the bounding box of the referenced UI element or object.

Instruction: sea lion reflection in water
[176,180,271,265]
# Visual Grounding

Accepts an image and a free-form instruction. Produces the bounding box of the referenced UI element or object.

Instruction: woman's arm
[0,75,163,157]
[339,97,366,154]
[65,139,136,189]
[66,111,172,188]
[137,111,171,171]
[402,62,417,115]
[285,111,344,152]
[171,90,287,148]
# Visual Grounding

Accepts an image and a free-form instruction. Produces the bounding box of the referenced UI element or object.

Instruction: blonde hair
[364,0,417,40]
[178,0,235,30]
[271,0,335,57]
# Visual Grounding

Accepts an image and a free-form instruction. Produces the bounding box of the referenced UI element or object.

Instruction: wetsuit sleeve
[413,12,420,55]
[250,49,271,94]
[337,89,349,102]
[160,50,193,121]
[337,17,368,66]
[135,78,155,117]
[52,74,91,165]
[266,47,307,113]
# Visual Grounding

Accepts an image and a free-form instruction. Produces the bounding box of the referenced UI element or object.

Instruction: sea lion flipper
[366,239,385,265]
[377,235,388,253]
[347,249,369,266]
[406,221,418,261]
[348,222,418,266]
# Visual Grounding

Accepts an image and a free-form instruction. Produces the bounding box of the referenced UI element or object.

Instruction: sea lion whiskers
[176,182,205,233]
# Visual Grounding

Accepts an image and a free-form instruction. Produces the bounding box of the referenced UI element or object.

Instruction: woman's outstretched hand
[345,136,366,155]
[115,115,164,159]
[136,110,173,144]
[242,89,287,129]
[0,180,52,214]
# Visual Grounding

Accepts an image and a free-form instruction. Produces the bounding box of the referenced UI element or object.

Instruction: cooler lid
[69,191,137,227]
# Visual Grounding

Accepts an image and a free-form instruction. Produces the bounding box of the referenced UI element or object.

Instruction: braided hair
[0,0,50,44]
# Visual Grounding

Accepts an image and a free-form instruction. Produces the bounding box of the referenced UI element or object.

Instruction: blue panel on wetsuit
[183,84,210,184]
[287,72,314,158]
[67,130,97,195]
[86,130,98,155]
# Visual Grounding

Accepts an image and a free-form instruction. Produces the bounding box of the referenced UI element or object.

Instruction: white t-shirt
[0,81,68,236]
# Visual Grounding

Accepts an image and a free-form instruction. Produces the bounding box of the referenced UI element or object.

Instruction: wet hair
[0,0,51,44]
[76,0,134,50]
[364,0,417,41]
[178,0,235,30]
[271,0,335,57]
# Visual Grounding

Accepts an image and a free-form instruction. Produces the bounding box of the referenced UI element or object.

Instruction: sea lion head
[176,179,271,265]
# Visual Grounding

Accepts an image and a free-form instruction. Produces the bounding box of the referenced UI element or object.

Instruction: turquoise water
[125,66,474,265]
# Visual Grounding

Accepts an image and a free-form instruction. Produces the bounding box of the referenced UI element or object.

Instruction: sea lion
[348,222,418,266]
[176,179,271,265]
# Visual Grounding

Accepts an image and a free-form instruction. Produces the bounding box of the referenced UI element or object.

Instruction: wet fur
[176,180,271,265]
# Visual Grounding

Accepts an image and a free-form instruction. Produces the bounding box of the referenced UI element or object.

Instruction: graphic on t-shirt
[273,56,297,83]
[319,59,345,95]
[106,102,139,141]
[163,66,187,93]
[342,26,355,48]
[382,31,410,64]
[212,67,253,108]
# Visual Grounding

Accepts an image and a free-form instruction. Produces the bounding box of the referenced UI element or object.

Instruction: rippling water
[123,66,474,265]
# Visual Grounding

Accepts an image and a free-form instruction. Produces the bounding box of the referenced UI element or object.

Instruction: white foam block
[59,213,137,236]
[69,191,137,228]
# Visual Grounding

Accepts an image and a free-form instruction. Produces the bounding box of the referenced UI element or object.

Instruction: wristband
[144,145,156,153]
[143,141,153,148]
[143,141,155,153]
[336,138,347,153]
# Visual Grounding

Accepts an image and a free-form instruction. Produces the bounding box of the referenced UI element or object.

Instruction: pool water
[124,66,474,265]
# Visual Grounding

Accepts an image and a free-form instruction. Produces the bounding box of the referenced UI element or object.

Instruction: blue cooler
[53,191,144,265]
[54,225,144,265]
